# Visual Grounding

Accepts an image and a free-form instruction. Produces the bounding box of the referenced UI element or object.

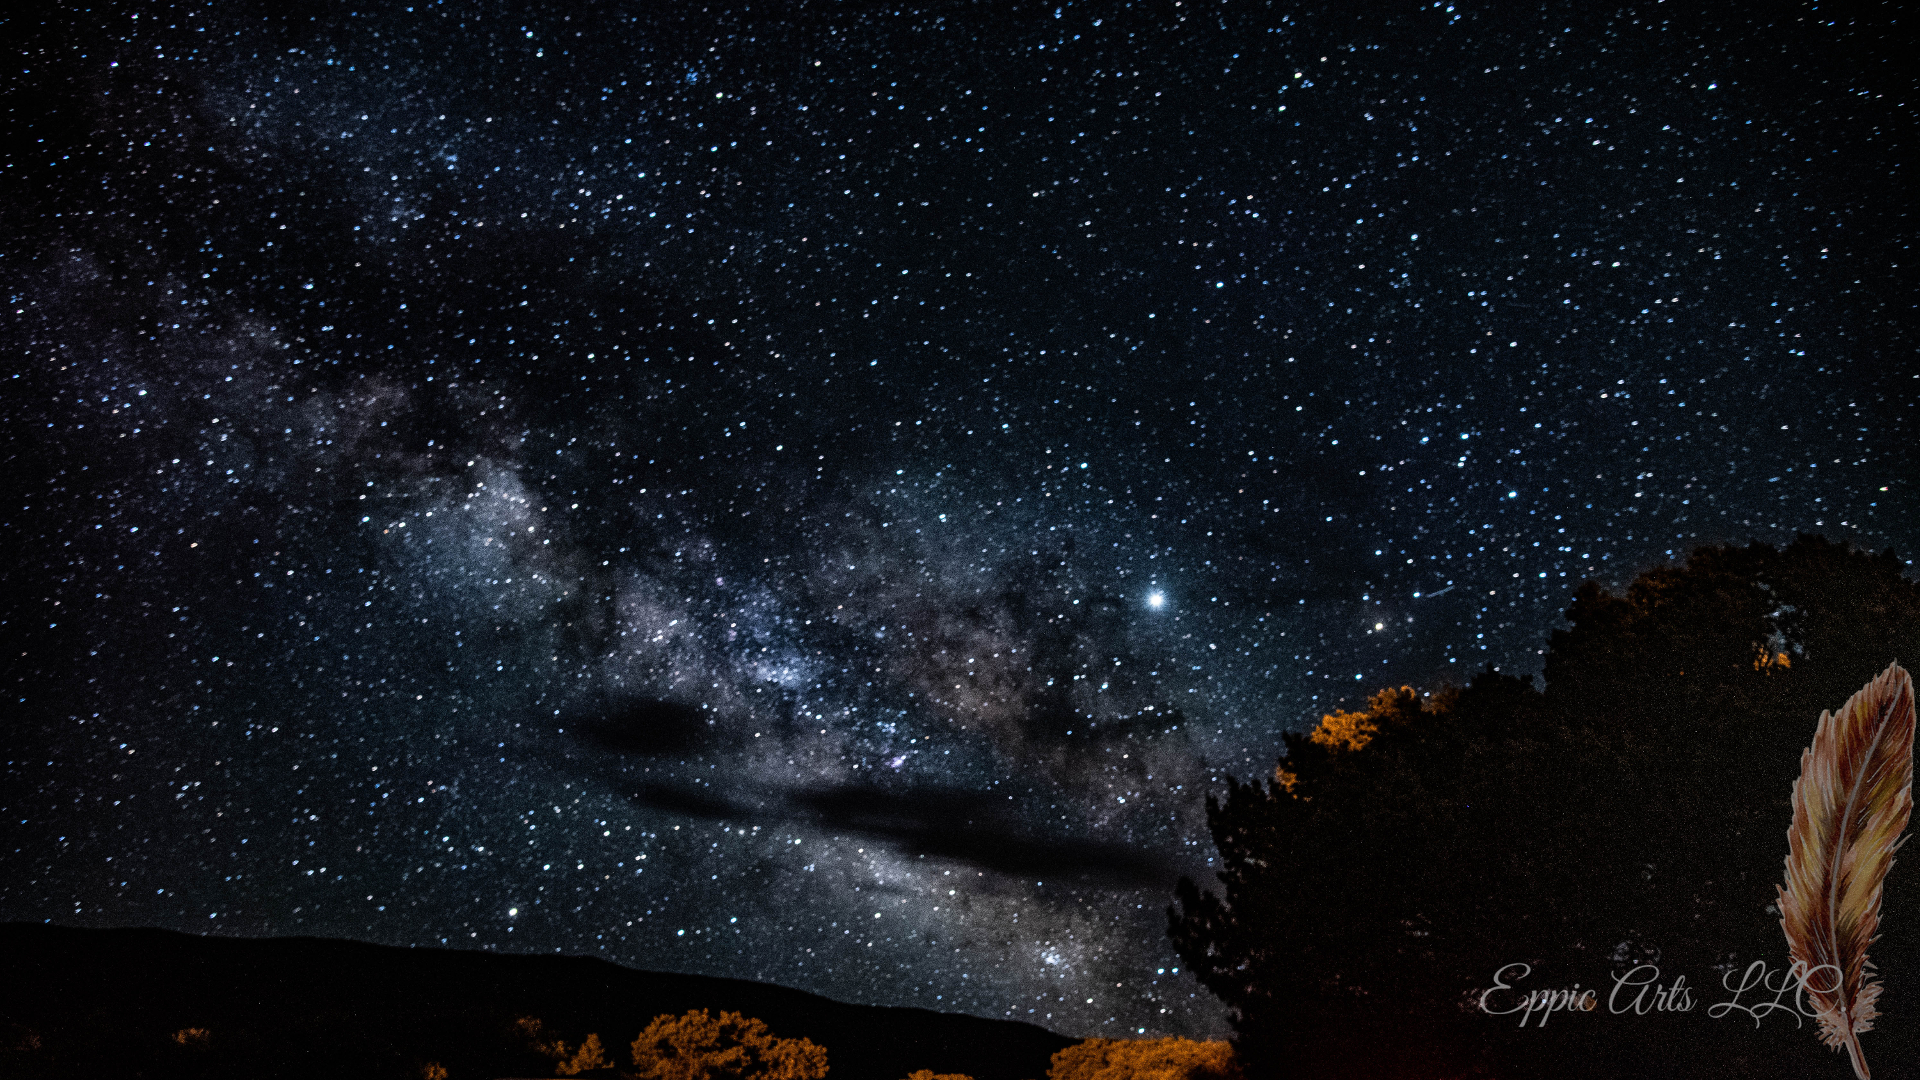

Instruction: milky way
[4,1,1911,1039]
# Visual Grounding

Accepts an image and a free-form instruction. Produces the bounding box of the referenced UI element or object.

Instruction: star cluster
[4,0,1911,1039]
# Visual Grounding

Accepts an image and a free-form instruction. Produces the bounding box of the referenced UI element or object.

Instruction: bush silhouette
[1047,1038,1241,1080]
[902,1070,972,1080]
[629,1009,827,1080]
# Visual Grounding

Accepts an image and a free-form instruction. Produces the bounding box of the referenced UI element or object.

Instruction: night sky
[5,0,1913,1041]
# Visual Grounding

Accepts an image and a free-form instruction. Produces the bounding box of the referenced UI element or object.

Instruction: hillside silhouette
[0,923,1074,1080]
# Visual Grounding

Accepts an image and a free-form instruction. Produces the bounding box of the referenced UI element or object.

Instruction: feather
[1778,661,1915,1080]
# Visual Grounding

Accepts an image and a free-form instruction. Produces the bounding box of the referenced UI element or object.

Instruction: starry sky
[4,0,1913,1041]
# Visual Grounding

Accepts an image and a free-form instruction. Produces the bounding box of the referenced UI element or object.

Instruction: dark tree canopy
[1169,537,1920,1080]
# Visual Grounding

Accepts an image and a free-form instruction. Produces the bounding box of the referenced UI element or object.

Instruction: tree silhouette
[1169,537,1920,1079]
[628,1010,827,1080]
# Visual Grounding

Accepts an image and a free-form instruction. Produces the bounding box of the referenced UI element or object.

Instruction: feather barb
[1778,661,1915,1080]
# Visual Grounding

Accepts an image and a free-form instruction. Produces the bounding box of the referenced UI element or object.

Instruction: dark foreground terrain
[0,923,1074,1080]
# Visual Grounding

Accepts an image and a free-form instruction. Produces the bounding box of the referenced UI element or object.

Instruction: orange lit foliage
[516,1015,557,1053]
[1306,703,1385,752]
[558,1033,611,1076]
[1273,693,1406,793]
[517,1016,611,1075]
[629,1010,827,1080]
[1047,1037,1241,1080]
[902,1071,972,1080]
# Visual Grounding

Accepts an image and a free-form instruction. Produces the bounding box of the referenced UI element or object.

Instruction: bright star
[1147,592,1165,609]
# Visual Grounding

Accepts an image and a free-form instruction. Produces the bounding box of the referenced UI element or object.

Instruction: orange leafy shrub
[557,1033,612,1075]
[1047,1037,1242,1080]
[517,1016,611,1075]
[629,1009,827,1080]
